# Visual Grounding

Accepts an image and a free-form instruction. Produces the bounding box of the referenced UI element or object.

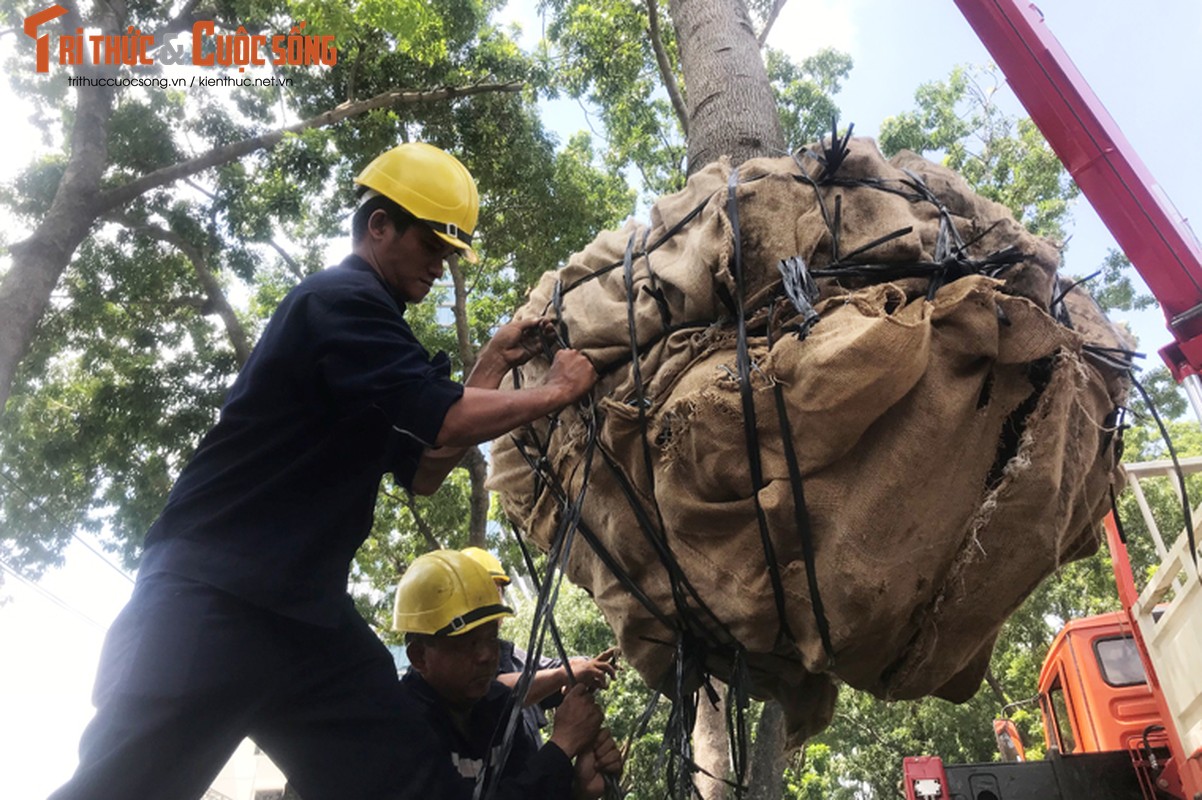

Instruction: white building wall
[206,738,287,800]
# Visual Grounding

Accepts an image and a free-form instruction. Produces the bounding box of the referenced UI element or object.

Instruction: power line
[0,467,135,585]
[0,557,108,631]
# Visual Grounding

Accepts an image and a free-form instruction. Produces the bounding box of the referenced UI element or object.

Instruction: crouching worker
[394,550,623,799]
[461,546,619,746]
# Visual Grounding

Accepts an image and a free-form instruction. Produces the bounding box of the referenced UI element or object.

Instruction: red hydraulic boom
[954,0,1202,389]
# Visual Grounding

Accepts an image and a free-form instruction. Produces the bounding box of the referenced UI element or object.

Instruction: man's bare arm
[409,319,596,495]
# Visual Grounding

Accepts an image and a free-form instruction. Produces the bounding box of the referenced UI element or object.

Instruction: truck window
[1094,635,1147,687]
[1047,678,1077,754]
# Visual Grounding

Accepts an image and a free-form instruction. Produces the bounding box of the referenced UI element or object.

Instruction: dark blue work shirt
[399,670,575,799]
[498,639,565,744]
[140,254,464,626]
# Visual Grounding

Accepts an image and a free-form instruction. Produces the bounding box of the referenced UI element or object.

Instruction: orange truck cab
[1034,610,1192,798]
[903,610,1171,800]
[903,458,1202,800]
[1037,611,1163,758]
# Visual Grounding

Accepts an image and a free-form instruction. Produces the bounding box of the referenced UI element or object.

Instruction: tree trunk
[693,687,731,800]
[447,255,490,545]
[462,446,490,546]
[746,700,788,800]
[668,0,784,174]
[663,5,790,794]
[0,82,114,415]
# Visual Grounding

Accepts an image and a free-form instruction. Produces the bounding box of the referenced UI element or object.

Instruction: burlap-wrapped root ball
[487,138,1131,746]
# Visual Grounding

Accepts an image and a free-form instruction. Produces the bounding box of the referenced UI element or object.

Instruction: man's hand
[543,348,597,405]
[592,729,623,776]
[569,647,619,691]
[548,684,602,759]
[573,729,623,800]
[476,317,559,375]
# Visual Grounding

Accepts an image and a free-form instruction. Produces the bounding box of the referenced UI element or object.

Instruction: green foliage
[107,97,185,174]
[541,0,686,198]
[290,0,451,64]
[504,577,616,659]
[3,155,65,218]
[767,47,853,152]
[786,742,852,800]
[880,64,1078,240]
[0,0,631,586]
[790,687,1000,800]
[1089,249,1157,314]
[0,237,232,570]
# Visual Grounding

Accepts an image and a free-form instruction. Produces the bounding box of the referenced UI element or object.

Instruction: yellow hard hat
[393,550,512,636]
[461,546,511,586]
[354,142,480,263]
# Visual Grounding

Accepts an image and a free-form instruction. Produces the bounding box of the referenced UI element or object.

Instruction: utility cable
[0,467,135,585]
[0,557,108,630]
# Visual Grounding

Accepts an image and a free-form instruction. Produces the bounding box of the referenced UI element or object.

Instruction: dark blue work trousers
[48,573,420,800]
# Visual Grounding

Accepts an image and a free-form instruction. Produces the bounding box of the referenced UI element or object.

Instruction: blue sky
[2,1,1200,797]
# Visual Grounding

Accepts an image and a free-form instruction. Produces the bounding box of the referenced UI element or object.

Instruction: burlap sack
[488,138,1130,746]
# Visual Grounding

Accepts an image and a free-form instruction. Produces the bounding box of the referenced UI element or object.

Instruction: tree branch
[149,0,202,42]
[267,239,305,281]
[757,0,789,47]
[398,490,443,552]
[96,82,524,214]
[984,667,1011,708]
[113,215,253,365]
[646,0,689,135]
[447,256,476,374]
[446,255,489,545]
[183,177,218,201]
[461,446,490,547]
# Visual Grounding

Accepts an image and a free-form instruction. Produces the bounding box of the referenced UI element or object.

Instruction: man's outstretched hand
[569,647,619,691]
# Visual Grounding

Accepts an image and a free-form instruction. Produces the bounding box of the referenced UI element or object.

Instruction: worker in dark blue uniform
[49,143,598,800]
[461,547,619,746]
[394,550,623,799]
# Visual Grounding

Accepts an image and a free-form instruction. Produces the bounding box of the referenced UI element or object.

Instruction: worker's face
[366,210,456,303]
[411,621,501,709]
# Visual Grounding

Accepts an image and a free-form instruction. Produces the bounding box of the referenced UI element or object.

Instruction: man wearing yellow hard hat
[51,144,598,800]
[394,550,622,798]
[461,547,619,744]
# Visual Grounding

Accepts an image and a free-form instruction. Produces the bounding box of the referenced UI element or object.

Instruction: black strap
[418,215,473,246]
[506,431,677,630]
[1130,373,1197,570]
[770,378,836,666]
[479,401,600,800]
[726,167,796,646]
[558,195,712,298]
[432,603,513,637]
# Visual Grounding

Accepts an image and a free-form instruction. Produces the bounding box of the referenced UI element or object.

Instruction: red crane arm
[954,0,1202,380]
